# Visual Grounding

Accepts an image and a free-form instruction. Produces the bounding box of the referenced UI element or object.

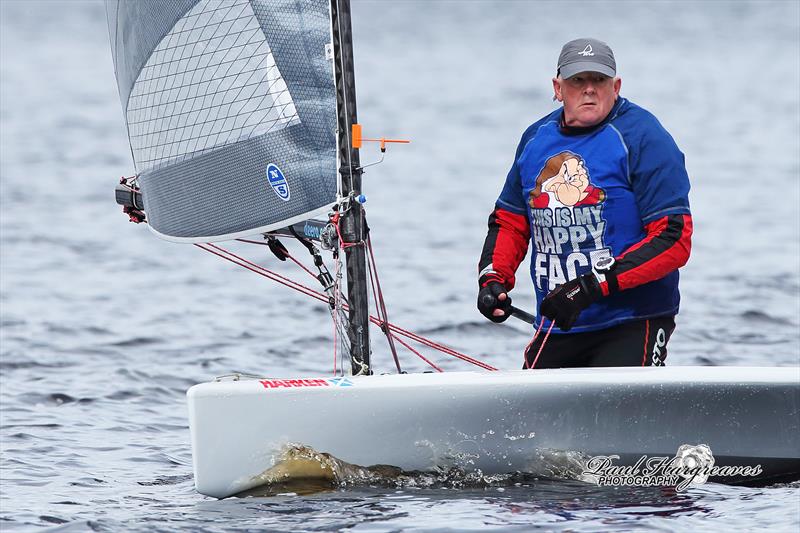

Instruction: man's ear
[613,77,622,98]
[552,78,563,102]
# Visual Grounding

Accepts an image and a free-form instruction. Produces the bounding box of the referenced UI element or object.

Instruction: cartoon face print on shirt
[528,151,606,209]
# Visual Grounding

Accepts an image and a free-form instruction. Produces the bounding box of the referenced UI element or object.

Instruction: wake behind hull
[187,367,800,498]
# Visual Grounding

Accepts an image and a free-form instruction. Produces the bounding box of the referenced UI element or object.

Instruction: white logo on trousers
[652,328,666,366]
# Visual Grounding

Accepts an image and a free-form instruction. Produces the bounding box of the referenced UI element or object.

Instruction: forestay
[106,0,338,242]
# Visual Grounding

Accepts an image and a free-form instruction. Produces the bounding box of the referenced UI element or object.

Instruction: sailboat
[105,0,800,498]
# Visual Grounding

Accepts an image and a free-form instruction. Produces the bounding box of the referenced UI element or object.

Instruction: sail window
[126,0,300,172]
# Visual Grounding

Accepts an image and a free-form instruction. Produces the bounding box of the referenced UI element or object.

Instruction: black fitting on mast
[331,0,371,375]
[289,227,336,293]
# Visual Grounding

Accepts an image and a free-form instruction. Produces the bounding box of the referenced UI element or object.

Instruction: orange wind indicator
[351,123,409,152]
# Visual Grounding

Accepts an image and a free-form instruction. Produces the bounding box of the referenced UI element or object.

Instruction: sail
[106,0,338,242]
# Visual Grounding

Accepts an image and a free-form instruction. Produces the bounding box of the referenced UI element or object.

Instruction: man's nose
[583,81,597,94]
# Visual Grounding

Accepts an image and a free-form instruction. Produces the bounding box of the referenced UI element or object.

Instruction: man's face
[552,72,621,128]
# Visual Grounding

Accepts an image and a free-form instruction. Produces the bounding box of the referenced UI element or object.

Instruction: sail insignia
[266,163,290,201]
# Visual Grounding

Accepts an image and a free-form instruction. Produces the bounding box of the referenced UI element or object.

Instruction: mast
[331,0,371,375]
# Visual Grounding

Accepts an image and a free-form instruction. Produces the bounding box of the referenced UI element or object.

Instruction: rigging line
[389,333,443,372]
[196,242,495,371]
[285,252,320,281]
[381,323,498,371]
[523,320,546,370]
[330,255,348,376]
[332,310,338,376]
[194,243,328,304]
[229,238,347,376]
[367,252,400,370]
[204,242,298,286]
[287,254,319,281]
[331,313,350,361]
[204,242,349,354]
[235,237,351,310]
[326,252,349,370]
[124,215,350,364]
[332,308,350,375]
[287,226,317,253]
[529,322,555,370]
[332,214,361,249]
[334,253,347,376]
[367,256,402,372]
[203,242,325,301]
[366,237,401,373]
[235,238,324,284]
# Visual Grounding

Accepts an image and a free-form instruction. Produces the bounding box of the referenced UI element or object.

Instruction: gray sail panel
[106,0,338,242]
[141,124,335,241]
[125,0,307,173]
[105,0,200,110]
[250,0,337,154]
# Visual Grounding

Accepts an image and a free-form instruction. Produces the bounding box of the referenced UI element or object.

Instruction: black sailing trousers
[523,316,676,369]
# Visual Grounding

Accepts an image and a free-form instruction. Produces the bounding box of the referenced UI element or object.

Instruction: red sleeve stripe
[478,208,530,290]
[611,214,692,293]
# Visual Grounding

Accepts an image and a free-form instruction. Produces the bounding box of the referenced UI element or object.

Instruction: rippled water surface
[1,0,799,531]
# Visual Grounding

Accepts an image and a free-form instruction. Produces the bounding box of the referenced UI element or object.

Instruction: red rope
[528,322,555,369]
[195,242,497,371]
[236,238,321,281]
[195,244,328,304]
[239,234,437,373]
[366,237,402,373]
[523,321,545,369]
[380,321,497,371]
[390,334,443,372]
[235,238,350,376]
[286,253,322,281]
[330,213,360,249]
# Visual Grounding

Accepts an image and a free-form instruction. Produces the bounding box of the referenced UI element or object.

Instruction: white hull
[187,367,800,498]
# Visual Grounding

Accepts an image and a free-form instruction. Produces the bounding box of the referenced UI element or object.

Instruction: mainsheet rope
[523,321,555,369]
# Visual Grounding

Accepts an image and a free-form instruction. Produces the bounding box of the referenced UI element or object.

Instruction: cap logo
[578,44,594,57]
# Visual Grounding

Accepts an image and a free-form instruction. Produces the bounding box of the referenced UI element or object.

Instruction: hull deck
[187,366,800,497]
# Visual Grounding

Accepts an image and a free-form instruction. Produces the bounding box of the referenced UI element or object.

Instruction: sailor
[477,38,692,368]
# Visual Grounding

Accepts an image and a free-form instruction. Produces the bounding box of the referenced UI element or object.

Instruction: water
[1,0,799,530]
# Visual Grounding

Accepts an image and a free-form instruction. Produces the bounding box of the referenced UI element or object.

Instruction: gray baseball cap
[557,38,616,79]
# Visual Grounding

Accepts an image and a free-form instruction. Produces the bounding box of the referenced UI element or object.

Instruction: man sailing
[478,38,692,368]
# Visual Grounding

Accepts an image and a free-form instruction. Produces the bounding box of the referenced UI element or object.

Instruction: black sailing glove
[477,280,512,323]
[540,272,603,332]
